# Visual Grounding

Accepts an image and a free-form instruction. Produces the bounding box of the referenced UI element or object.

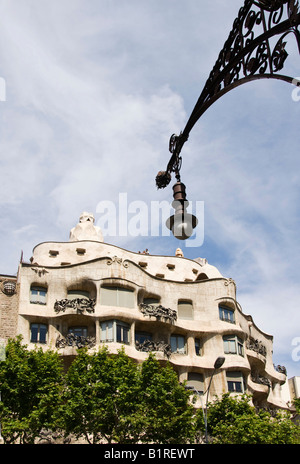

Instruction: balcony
[139,303,177,324]
[54,297,96,315]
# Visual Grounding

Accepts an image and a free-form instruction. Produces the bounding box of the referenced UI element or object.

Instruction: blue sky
[0,0,300,377]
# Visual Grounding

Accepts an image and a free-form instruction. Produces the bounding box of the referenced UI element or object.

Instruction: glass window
[135,331,152,345]
[195,338,202,356]
[100,320,130,345]
[30,286,47,305]
[30,323,47,344]
[219,305,235,324]
[100,321,114,342]
[143,297,160,307]
[100,286,134,308]
[186,373,204,394]
[223,335,244,356]
[67,290,90,300]
[177,300,193,320]
[226,371,244,393]
[116,322,129,344]
[68,327,88,337]
[170,334,186,354]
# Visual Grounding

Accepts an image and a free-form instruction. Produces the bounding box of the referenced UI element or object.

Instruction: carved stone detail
[107,256,129,268]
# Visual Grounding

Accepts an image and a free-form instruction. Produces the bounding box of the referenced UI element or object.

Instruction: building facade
[0,212,288,410]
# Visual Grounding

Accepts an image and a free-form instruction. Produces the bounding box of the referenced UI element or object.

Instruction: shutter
[178,301,193,320]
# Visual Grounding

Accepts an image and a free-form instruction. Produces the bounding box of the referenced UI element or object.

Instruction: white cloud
[0,0,299,375]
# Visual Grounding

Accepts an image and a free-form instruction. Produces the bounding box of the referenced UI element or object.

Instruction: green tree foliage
[0,337,64,443]
[1,339,299,444]
[197,393,300,444]
[62,348,194,444]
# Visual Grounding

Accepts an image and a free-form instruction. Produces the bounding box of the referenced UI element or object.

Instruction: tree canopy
[0,338,299,444]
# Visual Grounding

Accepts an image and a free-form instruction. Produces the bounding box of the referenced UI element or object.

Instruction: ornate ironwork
[246,337,267,357]
[54,298,96,314]
[139,303,177,323]
[156,0,300,188]
[251,372,272,386]
[135,338,172,357]
[274,363,287,374]
[56,332,96,349]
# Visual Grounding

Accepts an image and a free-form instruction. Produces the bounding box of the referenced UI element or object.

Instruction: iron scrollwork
[54,298,96,314]
[56,332,96,349]
[156,0,300,188]
[139,303,177,323]
[135,339,172,358]
[246,337,267,357]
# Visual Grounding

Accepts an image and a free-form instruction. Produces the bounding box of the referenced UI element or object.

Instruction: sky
[0,0,300,378]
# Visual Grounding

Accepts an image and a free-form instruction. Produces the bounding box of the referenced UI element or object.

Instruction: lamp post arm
[156,0,300,189]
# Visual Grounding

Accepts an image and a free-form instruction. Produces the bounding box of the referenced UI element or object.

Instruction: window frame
[100,285,135,309]
[30,286,47,305]
[223,335,244,357]
[100,320,130,345]
[219,305,235,324]
[30,323,48,344]
[226,371,245,393]
[170,334,186,354]
[177,300,194,320]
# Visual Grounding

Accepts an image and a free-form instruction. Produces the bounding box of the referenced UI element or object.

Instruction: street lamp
[157,1,300,238]
[185,356,225,444]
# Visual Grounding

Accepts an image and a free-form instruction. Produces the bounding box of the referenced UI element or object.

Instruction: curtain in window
[187,372,204,393]
[100,286,134,308]
[177,301,193,320]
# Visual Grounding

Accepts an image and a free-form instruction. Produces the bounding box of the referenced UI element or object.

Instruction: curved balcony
[54,297,96,315]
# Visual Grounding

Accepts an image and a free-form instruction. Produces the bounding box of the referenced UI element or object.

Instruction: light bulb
[172,217,194,240]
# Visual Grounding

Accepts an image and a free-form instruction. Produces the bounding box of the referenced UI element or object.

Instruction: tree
[196,393,300,444]
[139,353,195,444]
[62,348,195,444]
[0,337,64,444]
[62,345,143,444]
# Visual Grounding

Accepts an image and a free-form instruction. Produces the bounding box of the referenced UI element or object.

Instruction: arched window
[100,286,134,308]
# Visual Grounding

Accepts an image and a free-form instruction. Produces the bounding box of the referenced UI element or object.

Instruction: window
[143,297,160,307]
[116,322,129,344]
[135,331,152,345]
[219,305,235,324]
[177,300,193,320]
[100,286,134,308]
[100,320,130,345]
[195,338,203,356]
[30,323,47,344]
[226,371,245,393]
[67,290,90,300]
[170,334,186,354]
[30,286,47,305]
[186,373,204,394]
[223,335,244,356]
[68,326,88,337]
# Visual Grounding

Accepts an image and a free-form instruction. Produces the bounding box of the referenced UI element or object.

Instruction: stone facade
[0,213,288,410]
